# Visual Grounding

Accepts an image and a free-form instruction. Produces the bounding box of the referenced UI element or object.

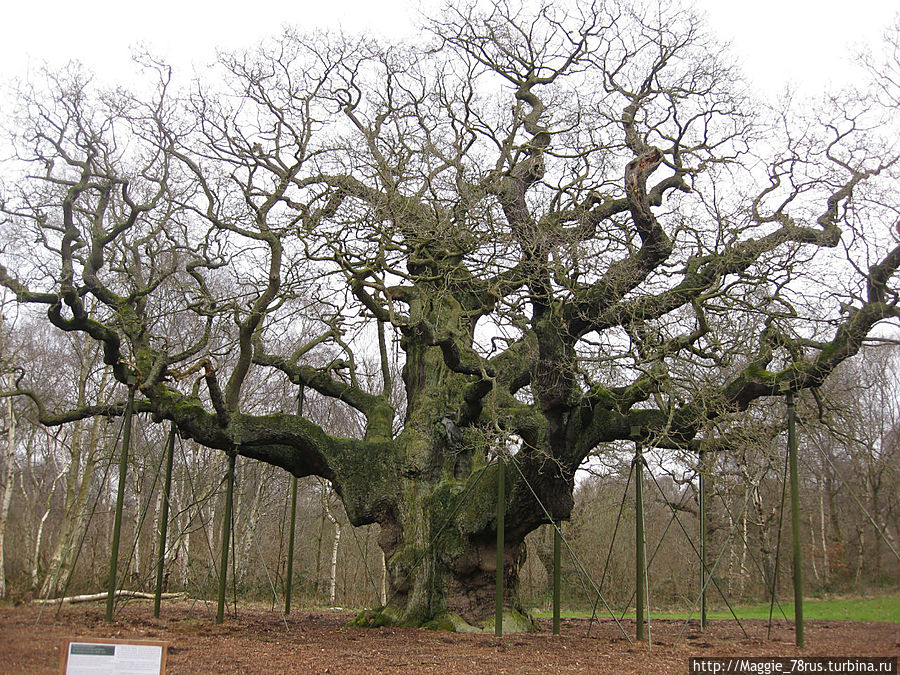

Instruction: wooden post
[216,451,236,624]
[495,456,505,638]
[634,439,645,641]
[153,423,177,618]
[552,524,561,635]
[787,392,804,647]
[106,378,135,623]
[285,386,304,615]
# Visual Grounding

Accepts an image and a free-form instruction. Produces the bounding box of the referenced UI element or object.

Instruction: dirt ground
[1,600,897,674]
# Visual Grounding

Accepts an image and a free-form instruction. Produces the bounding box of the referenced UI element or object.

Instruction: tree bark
[34,590,186,604]
[30,467,65,591]
[235,467,266,587]
[321,484,341,607]
[40,376,109,598]
[819,477,829,584]
[0,390,17,598]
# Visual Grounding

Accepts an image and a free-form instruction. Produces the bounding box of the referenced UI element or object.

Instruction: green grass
[532,594,900,623]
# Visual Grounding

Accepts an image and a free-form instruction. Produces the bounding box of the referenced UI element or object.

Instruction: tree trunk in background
[30,468,65,591]
[826,473,845,577]
[42,417,107,598]
[133,496,142,589]
[868,477,882,583]
[314,504,326,600]
[40,357,112,598]
[380,551,387,607]
[739,510,749,595]
[40,416,85,598]
[171,451,197,591]
[174,473,191,589]
[235,469,266,586]
[855,528,865,585]
[0,392,17,598]
[322,485,340,606]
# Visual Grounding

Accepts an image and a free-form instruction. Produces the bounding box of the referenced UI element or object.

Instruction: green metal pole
[216,451,236,624]
[495,456,505,638]
[699,448,707,631]
[153,422,177,618]
[285,386,304,615]
[285,476,298,614]
[787,392,804,647]
[552,524,561,635]
[635,441,645,641]
[106,379,136,623]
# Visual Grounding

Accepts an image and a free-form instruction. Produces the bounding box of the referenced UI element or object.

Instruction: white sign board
[60,639,168,675]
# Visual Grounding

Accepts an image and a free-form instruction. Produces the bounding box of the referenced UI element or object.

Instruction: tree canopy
[1,0,898,627]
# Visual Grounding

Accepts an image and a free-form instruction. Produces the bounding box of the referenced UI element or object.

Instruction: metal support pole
[153,422,177,618]
[285,476,298,614]
[285,386,304,615]
[699,448,707,631]
[787,392,804,647]
[635,440,645,641]
[106,379,135,623]
[552,523,561,635]
[495,456,505,638]
[216,451,236,624]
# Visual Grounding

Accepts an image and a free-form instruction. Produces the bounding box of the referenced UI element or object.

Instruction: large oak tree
[2,1,899,628]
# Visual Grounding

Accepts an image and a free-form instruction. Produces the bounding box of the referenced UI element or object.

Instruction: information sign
[59,639,168,675]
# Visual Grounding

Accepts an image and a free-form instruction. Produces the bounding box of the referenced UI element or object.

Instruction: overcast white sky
[0,1,897,99]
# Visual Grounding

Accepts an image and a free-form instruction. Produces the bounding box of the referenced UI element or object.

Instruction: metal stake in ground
[285,385,304,615]
[495,455,505,638]
[217,450,237,624]
[153,422,177,618]
[787,392,804,647]
[106,377,136,623]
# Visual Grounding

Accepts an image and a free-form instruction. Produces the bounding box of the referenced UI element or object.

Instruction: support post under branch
[153,422,177,618]
[495,456,505,639]
[634,440,646,641]
[106,378,135,623]
[216,450,237,624]
[787,392,804,647]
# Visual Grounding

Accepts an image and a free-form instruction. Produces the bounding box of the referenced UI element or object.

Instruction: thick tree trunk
[341,291,576,632]
[349,299,520,628]
[349,453,559,632]
[373,510,530,628]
